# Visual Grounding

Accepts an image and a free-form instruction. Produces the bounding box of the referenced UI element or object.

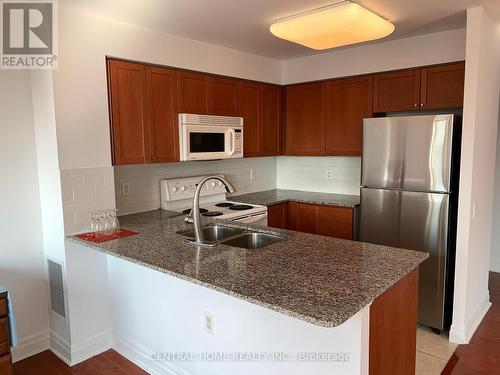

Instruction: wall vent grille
[47,259,66,318]
[179,113,243,127]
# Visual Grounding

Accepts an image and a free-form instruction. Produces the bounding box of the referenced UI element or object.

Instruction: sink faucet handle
[185,215,194,224]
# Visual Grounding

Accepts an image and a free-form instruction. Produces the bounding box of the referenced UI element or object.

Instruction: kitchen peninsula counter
[69,209,426,328]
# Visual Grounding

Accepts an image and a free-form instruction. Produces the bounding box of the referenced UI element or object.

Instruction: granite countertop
[69,209,427,328]
[230,189,360,208]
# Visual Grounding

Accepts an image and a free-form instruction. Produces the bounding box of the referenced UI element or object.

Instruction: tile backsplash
[60,157,360,228]
[277,156,361,195]
[114,157,277,215]
[60,167,116,235]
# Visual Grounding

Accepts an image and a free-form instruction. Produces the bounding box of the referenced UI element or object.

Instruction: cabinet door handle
[414,103,418,108]
[420,103,424,107]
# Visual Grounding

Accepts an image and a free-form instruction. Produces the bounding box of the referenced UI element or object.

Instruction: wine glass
[89,210,99,232]
[109,209,120,231]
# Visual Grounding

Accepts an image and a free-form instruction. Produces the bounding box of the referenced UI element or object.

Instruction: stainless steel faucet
[185,176,236,245]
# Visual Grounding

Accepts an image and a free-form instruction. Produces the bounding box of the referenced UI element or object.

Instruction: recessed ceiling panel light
[269,1,395,50]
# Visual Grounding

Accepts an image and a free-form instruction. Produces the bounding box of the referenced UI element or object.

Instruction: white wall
[0,71,50,361]
[277,157,360,196]
[450,7,500,344]
[491,114,500,272]
[282,28,466,84]
[114,157,277,216]
[30,71,72,351]
[52,2,282,170]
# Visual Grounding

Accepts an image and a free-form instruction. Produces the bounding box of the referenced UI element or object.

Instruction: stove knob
[217,181,223,186]
[210,182,216,187]
[172,187,178,192]
[180,185,187,192]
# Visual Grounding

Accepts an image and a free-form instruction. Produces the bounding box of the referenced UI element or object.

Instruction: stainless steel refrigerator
[359,114,461,331]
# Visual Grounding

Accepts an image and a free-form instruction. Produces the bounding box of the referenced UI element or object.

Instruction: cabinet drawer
[0,298,6,318]
[0,354,13,375]
[318,206,353,240]
[0,318,8,345]
[319,206,353,224]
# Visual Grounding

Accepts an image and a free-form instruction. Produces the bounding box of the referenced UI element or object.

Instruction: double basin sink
[177,224,286,249]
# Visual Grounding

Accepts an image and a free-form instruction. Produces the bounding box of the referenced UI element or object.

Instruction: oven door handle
[231,212,268,224]
[228,129,236,156]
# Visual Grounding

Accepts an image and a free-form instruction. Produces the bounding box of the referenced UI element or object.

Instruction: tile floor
[416,326,457,374]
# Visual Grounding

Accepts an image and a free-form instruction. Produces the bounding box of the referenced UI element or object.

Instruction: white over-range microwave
[179,113,244,161]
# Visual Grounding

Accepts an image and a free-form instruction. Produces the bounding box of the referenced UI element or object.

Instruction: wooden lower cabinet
[0,294,12,375]
[318,205,353,240]
[287,202,319,234]
[268,202,354,239]
[267,203,288,229]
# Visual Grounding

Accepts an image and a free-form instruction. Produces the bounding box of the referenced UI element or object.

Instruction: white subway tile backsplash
[61,188,74,202]
[71,168,92,177]
[276,156,361,195]
[60,166,115,235]
[60,157,359,233]
[114,157,278,215]
[73,187,96,200]
[83,174,104,187]
[60,175,83,189]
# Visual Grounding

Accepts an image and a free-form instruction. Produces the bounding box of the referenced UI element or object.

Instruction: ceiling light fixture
[269,1,395,50]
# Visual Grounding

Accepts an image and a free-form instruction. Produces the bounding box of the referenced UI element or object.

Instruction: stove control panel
[161,175,228,202]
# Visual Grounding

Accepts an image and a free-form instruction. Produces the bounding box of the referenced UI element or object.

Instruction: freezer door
[359,187,450,330]
[362,114,454,192]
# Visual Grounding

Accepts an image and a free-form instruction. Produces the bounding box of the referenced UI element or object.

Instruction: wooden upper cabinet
[209,77,239,115]
[285,82,327,155]
[261,84,281,156]
[326,75,373,156]
[373,69,421,113]
[176,71,209,114]
[145,67,178,163]
[108,60,149,165]
[239,82,261,157]
[420,62,465,109]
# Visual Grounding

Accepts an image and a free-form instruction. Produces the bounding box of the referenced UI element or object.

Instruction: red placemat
[75,229,138,243]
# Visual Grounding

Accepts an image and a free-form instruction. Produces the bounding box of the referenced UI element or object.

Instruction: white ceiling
[68,0,500,59]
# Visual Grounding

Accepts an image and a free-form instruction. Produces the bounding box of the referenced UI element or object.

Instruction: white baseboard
[70,329,113,366]
[11,330,50,363]
[450,293,491,344]
[50,329,71,365]
[49,328,112,366]
[113,333,192,375]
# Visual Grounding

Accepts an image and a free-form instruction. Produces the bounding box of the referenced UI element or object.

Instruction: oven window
[190,133,225,153]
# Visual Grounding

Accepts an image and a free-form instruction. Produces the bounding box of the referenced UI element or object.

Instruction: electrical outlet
[122,182,130,196]
[250,169,256,180]
[472,202,479,220]
[326,169,334,180]
[204,311,215,335]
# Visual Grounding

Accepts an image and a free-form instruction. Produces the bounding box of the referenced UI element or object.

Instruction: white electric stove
[160,176,268,226]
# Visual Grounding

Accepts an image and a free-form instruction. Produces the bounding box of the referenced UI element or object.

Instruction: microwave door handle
[229,129,236,156]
